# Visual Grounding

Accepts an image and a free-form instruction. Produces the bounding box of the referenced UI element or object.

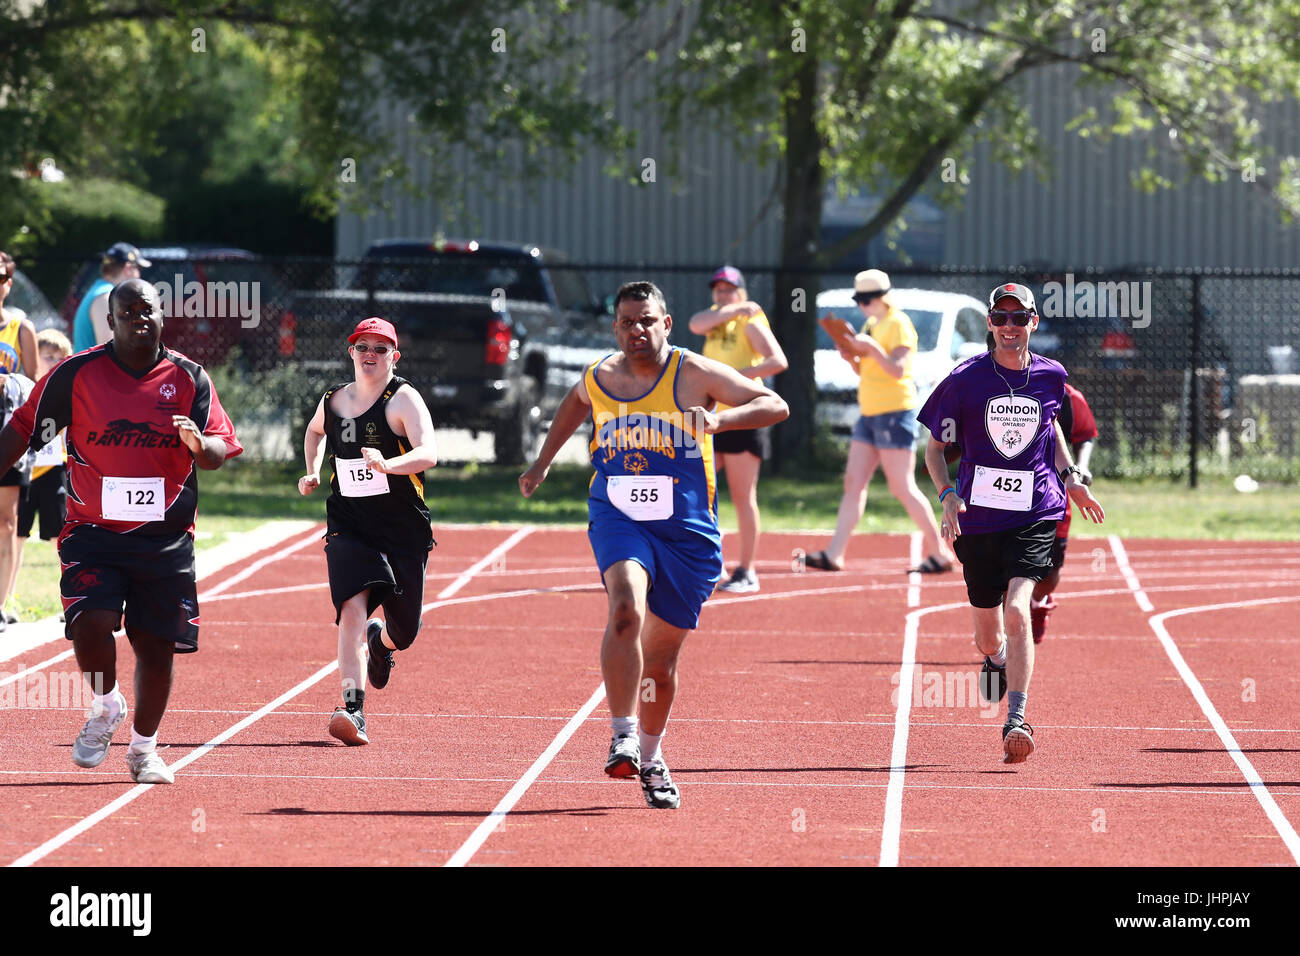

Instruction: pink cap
[348,317,398,347]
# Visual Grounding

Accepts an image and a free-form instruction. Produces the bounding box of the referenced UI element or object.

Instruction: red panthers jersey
[10,343,242,540]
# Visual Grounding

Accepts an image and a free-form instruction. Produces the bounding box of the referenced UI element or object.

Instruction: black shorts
[1051,536,1068,571]
[323,529,428,650]
[18,468,67,540]
[714,426,771,459]
[0,465,29,488]
[59,525,200,652]
[954,519,1058,609]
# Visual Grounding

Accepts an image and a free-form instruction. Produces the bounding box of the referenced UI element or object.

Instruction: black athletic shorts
[18,467,67,540]
[59,524,200,652]
[0,465,29,488]
[954,519,1058,609]
[714,426,771,459]
[323,529,428,650]
[1051,536,1068,572]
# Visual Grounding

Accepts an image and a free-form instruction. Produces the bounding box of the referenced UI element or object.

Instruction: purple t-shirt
[918,352,1068,534]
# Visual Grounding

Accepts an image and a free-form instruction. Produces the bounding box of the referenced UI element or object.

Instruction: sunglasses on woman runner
[351,343,392,354]
[988,309,1035,327]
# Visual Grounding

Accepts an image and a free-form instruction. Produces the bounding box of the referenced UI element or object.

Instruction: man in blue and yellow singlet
[520,281,788,809]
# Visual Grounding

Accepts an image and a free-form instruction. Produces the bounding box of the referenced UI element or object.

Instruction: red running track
[1,527,1297,867]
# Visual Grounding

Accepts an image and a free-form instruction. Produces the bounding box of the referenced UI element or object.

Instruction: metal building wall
[944,64,1300,269]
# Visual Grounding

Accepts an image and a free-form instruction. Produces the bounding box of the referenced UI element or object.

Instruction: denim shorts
[851,408,918,450]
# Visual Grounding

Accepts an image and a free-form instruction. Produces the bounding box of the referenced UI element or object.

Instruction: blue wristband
[938,486,955,502]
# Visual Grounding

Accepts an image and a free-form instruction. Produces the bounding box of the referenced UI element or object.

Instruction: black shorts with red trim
[953,519,1057,609]
[323,528,428,650]
[59,524,200,652]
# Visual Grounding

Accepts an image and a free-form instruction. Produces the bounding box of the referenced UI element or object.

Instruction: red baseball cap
[348,317,398,347]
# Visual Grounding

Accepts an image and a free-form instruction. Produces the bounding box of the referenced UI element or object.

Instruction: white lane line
[1146,595,1300,864]
[444,682,607,868]
[7,531,535,868]
[0,648,77,689]
[907,532,922,608]
[879,599,971,868]
[436,528,534,599]
[199,526,324,599]
[9,661,339,868]
[1108,535,1154,611]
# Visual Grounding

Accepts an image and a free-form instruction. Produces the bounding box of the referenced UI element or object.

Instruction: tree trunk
[771,54,824,470]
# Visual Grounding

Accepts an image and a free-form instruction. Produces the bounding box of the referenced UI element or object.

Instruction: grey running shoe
[604,733,640,778]
[328,707,369,745]
[1002,717,1036,764]
[716,567,759,593]
[72,706,127,768]
[366,619,394,690]
[639,762,681,809]
[126,748,175,784]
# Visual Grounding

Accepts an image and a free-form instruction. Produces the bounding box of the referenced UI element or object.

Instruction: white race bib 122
[969,465,1034,511]
[336,457,388,497]
[606,475,673,521]
[101,477,165,521]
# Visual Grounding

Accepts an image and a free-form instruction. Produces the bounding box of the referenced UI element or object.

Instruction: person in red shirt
[0,279,242,784]
[1030,381,1098,642]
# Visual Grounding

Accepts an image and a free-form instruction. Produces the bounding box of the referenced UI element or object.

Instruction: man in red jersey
[0,279,242,784]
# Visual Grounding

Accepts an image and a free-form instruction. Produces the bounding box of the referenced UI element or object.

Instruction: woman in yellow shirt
[805,269,954,573]
[688,266,788,592]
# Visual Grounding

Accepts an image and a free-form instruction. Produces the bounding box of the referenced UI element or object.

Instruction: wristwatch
[1059,465,1083,482]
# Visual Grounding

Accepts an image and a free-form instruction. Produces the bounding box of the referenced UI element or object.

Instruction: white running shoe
[72,706,128,768]
[716,567,759,593]
[127,748,175,784]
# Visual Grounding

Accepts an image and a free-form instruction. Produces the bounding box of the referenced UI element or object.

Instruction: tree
[624,0,1300,461]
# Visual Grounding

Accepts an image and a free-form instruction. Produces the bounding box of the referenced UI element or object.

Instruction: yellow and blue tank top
[0,313,24,374]
[585,348,720,541]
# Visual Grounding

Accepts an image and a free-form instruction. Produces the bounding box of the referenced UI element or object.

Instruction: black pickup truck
[283,240,609,463]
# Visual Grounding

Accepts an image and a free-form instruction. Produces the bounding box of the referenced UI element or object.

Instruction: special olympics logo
[159,383,176,400]
[1002,432,1021,451]
[623,452,649,476]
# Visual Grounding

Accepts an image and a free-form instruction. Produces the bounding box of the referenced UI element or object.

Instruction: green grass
[15,458,1291,622]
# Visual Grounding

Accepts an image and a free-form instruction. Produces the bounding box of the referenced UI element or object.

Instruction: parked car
[4,268,63,333]
[61,246,292,370]
[284,239,611,464]
[814,287,991,442]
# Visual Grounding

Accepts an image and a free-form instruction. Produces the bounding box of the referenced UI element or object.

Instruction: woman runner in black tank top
[323,375,433,555]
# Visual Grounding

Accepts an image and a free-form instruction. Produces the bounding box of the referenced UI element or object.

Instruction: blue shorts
[851,408,918,449]
[587,499,723,630]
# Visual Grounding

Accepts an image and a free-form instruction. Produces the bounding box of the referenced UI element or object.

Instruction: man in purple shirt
[918,282,1104,764]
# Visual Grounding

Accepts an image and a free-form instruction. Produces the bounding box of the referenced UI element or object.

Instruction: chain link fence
[11,252,1298,482]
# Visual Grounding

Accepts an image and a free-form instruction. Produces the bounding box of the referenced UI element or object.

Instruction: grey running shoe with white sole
[127,748,175,784]
[72,707,128,768]
[639,762,681,809]
[329,707,369,745]
[1002,718,1035,763]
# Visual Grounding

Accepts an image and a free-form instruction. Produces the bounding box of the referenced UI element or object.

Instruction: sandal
[911,555,954,574]
[804,550,843,572]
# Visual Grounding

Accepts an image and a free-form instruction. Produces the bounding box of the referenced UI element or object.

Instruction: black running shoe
[604,733,641,778]
[639,762,680,809]
[979,656,1007,703]
[1002,717,1035,763]
[366,619,394,690]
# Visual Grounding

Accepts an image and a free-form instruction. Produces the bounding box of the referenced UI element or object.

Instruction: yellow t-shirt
[702,306,769,411]
[0,312,24,375]
[857,306,918,416]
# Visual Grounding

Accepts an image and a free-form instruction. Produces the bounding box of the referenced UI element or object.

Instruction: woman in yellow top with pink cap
[688,265,788,593]
[805,269,954,573]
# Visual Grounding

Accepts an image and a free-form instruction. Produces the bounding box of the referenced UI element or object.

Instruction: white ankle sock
[639,730,664,767]
[611,715,637,737]
[128,727,156,754]
[990,641,1007,667]
[92,683,126,719]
